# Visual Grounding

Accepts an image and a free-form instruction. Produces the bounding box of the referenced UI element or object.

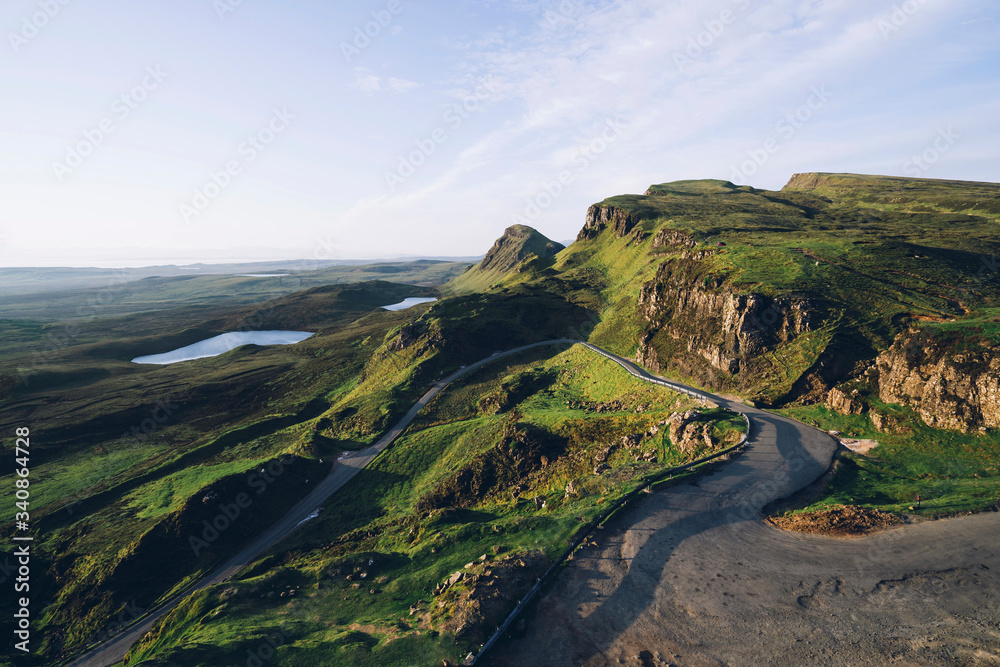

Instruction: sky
[0,0,998,268]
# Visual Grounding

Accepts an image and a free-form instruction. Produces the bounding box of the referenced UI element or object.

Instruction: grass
[446,224,563,295]
[3,171,998,666]
[0,261,467,321]
[776,403,1000,517]
[119,344,746,667]
[124,459,276,519]
[0,282,455,663]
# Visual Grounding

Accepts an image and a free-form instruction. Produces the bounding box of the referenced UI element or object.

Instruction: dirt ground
[483,405,1000,667]
[767,505,905,537]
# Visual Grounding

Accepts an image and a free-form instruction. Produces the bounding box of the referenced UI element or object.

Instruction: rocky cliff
[577,204,640,241]
[479,224,564,273]
[871,330,1000,433]
[634,258,815,394]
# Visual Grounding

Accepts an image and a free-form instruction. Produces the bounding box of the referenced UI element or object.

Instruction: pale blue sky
[1,0,998,267]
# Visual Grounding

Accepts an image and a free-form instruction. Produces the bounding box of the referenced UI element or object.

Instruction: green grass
[446,224,562,295]
[0,281,454,663]
[920,307,1000,343]
[120,344,746,667]
[124,459,275,519]
[777,404,1000,517]
[0,261,465,321]
[4,171,999,667]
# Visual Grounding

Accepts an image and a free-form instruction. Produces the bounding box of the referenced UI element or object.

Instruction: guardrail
[580,343,714,402]
[471,343,752,665]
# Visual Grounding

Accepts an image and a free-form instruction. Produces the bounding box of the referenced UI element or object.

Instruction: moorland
[2,173,999,666]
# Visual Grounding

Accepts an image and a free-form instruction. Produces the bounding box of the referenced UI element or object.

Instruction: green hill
[446,224,564,293]
[519,173,1000,410]
[4,172,999,667]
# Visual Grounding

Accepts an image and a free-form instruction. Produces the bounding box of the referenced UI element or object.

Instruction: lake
[381,297,438,311]
[132,331,314,365]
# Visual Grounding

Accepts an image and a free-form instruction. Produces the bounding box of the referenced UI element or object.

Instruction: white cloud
[387,77,420,93]
[326,0,999,258]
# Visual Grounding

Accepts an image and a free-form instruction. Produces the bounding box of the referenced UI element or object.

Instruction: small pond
[380,297,438,311]
[132,331,314,365]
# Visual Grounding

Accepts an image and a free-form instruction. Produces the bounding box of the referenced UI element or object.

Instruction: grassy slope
[4,173,999,665]
[0,282,449,664]
[446,225,563,295]
[583,174,1000,518]
[447,174,1000,517]
[775,403,1000,517]
[118,345,745,667]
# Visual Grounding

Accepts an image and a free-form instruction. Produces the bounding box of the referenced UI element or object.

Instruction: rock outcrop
[652,228,697,251]
[479,224,564,274]
[435,552,546,643]
[577,205,640,241]
[667,410,717,453]
[635,260,814,383]
[826,386,866,415]
[872,331,1000,432]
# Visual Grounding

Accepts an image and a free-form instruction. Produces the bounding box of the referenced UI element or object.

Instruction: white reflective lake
[132,331,314,365]
[381,297,438,311]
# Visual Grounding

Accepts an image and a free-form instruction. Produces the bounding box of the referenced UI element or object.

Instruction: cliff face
[577,205,640,241]
[571,175,1000,425]
[872,331,1000,433]
[635,259,814,387]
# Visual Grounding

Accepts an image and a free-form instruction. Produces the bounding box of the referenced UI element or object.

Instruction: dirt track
[485,404,1000,667]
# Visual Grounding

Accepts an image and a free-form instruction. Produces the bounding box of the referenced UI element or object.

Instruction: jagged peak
[479,225,564,273]
[446,225,564,293]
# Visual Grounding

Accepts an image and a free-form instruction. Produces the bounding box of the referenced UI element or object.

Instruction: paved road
[63,339,580,667]
[65,340,1000,666]
[484,349,1000,666]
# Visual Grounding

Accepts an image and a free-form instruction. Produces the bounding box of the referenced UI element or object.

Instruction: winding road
[62,339,581,667]
[63,340,1000,666]
[484,347,1000,666]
